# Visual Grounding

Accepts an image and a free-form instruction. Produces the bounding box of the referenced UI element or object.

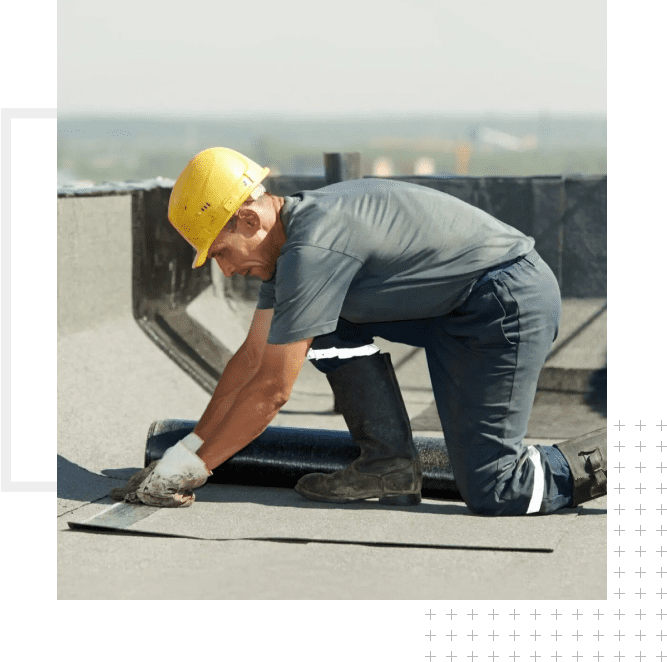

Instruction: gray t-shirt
[257,178,534,344]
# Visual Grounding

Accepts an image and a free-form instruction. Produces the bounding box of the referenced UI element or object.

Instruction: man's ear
[236,207,260,235]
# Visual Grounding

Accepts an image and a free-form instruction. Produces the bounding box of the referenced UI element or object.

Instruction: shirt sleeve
[267,245,363,344]
[257,277,276,310]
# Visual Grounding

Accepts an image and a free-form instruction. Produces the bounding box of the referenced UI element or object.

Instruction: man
[129,147,606,515]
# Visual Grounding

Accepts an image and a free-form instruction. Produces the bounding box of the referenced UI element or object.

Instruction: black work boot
[555,427,607,506]
[294,352,423,506]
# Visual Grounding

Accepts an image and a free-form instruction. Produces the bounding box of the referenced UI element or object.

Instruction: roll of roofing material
[145,419,461,500]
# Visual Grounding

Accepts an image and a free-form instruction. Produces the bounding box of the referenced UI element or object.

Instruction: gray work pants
[308,249,573,516]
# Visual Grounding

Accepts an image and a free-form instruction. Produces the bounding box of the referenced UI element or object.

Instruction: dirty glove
[110,432,211,507]
[110,434,211,506]
[110,434,208,505]
[110,461,160,503]
[135,432,212,507]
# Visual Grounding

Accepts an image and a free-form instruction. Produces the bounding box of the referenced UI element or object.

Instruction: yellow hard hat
[168,147,270,268]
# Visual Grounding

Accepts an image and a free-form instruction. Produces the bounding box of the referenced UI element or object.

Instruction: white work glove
[135,432,212,508]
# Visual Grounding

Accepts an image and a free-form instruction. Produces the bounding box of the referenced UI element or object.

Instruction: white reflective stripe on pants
[526,445,545,514]
[307,344,380,361]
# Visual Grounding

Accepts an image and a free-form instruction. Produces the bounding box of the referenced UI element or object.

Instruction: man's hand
[111,433,212,507]
[110,461,160,503]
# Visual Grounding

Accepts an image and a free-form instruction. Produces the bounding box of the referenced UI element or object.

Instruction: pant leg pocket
[490,284,520,347]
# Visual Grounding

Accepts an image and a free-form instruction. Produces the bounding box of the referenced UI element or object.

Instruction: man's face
[208,214,275,281]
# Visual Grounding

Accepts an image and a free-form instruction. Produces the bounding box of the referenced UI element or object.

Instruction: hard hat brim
[192,250,209,269]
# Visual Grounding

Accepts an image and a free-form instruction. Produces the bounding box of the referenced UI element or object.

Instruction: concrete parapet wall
[57,172,606,399]
[58,173,605,319]
[58,192,133,336]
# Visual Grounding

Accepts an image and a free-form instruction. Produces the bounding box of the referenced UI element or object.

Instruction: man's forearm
[194,343,260,442]
[195,371,287,470]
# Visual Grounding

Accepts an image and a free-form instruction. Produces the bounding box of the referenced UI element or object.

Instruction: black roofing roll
[145,419,461,500]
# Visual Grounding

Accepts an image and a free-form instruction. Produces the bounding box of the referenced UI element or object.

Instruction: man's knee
[462,486,511,517]
[458,461,535,517]
[454,439,553,516]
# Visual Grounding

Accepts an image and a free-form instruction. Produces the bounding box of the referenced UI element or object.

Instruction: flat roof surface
[58,293,606,600]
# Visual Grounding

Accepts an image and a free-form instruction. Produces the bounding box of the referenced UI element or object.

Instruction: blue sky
[58,0,606,117]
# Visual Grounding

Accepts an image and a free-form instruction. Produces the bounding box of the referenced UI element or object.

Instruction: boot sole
[294,484,421,506]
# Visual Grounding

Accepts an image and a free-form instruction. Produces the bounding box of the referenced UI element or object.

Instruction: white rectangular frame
[0,108,57,492]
